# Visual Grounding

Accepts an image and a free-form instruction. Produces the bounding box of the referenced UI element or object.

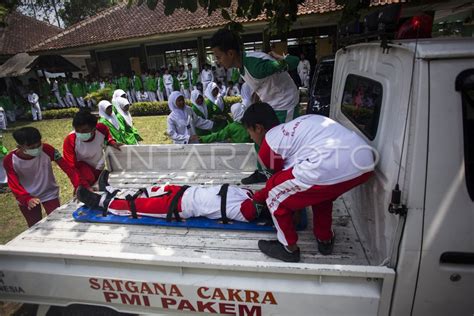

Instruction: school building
[27,0,473,77]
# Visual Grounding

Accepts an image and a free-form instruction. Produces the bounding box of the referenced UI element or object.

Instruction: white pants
[147,91,157,102]
[156,90,164,102]
[129,89,137,103]
[298,72,309,88]
[180,86,190,99]
[65,93,77,107]
[54,91,66,108]
[76,97,86,107]
[165,85,174,100]
[31,104,42,121]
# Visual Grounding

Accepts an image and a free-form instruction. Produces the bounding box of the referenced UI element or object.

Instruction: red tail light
[396,14,433,39]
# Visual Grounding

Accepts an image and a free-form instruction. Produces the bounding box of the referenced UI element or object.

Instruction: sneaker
[98,170,110,191]
[317,232,335,255]
[241,170,267,184]
[76,186,102,208]
[258,240,300,262]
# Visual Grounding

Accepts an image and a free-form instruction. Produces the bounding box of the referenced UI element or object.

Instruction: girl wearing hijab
[204,82,229,132]
[190,89,212,137]
[199,102,251,144]
[113,96,142,145]
[166,91,213,144]
[98,100,125,143]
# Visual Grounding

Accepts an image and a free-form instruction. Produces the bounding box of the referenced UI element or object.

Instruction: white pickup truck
[1,37,473,316]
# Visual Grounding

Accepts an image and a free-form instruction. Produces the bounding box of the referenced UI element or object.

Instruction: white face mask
[76,132,92,141]
[24,145,42,157]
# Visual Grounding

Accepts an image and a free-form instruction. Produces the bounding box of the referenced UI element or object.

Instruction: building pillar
[89,50,100,77]
[197,36,206,69]
[262,29,271,52]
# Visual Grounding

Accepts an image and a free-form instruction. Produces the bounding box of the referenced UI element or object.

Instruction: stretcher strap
[217,183,229,224]
[125,188,148,219]
[167,185,190,222]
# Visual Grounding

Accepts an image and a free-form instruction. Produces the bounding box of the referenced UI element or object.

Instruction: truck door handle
[440,252,474,265]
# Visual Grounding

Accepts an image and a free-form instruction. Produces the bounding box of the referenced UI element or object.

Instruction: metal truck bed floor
[6,171,369,266]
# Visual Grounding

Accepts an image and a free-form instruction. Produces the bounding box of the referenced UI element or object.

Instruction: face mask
[76,132,92,141]
[24,145,42,157]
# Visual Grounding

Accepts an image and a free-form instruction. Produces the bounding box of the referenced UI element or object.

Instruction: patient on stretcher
[76,171,270,223]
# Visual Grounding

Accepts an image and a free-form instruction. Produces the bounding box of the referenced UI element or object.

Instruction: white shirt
[72,131,106,169]
[167,106,213,144]
[201,69,214,83]
[241,51,299,112]
[11,151,59,202]
[163,74,173,86]
[28,93,39,106]
[265,115,375,185]
[181,186,251,222]
[297,59,311,75]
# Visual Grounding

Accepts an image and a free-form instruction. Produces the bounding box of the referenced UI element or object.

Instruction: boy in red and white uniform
[76,175,263,223]
[3,127,86,227]
[63,110,122,187]
[241,103,375,262]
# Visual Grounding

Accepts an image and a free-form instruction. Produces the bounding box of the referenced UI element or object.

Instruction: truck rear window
[341,74,383,140]
[456,69,474,201]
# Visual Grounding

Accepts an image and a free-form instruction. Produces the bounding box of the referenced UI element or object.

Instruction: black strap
[102,189,120,217]
[125,188,147,219]
[217,184,229,224]
[167,185,190,222]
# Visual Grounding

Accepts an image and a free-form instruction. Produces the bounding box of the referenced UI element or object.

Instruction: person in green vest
[1,92,16,123]
[177,65,190,99]
[172,71,180,93]
[187,63,199,90]
[117,73,130,102]
[199,102,251,144]
[190,89,212,137]
[58,77,68,107]
[130,71,142,103]
[112,91,142,145]
[71,78,86,107]
[155,70,165,102]
[98,100,126,143]
[0,137,8,191]
[204,82,230,132]
[62,77,77,107]
[85,77,100,108]
[144,71,157,102]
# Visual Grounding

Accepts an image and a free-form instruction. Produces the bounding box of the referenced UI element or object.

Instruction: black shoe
[258,240,300,262]
[98,170,110,191]
[76,186,102,208]
[317,232,335,255]
[241,170,267,184]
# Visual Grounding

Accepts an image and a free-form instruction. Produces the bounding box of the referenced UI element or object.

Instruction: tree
[59,0,118,27]
[129,0,372,37]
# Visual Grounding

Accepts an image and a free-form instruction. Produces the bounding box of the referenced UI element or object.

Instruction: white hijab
[204,82,224,111]
[98,100,120,130]
[230,102,246,123]
[240,82,253,108]
[191,89,207,118]
[168,91,187,121]
[112,89,127,102]
[114,96,133,127]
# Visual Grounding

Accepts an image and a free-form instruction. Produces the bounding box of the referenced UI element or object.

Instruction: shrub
[40,108,79,120]
[130,96,242,116]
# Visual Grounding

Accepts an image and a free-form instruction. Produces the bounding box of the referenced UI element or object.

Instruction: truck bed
[0,145,393,315]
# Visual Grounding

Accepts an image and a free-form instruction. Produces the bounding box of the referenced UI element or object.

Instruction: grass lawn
[0,115,170,244]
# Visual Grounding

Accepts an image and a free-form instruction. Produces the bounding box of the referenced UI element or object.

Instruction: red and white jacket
[3,143,83,206]
[254,115,375,202]
[63,123,116,172]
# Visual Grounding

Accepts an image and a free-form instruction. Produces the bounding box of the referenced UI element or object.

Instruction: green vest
[98,117,126,143]
[114,109,142,145]
[200,121,251,143]
[118,76,129,91]
[192,104,211,136]
[145,76,157,91]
